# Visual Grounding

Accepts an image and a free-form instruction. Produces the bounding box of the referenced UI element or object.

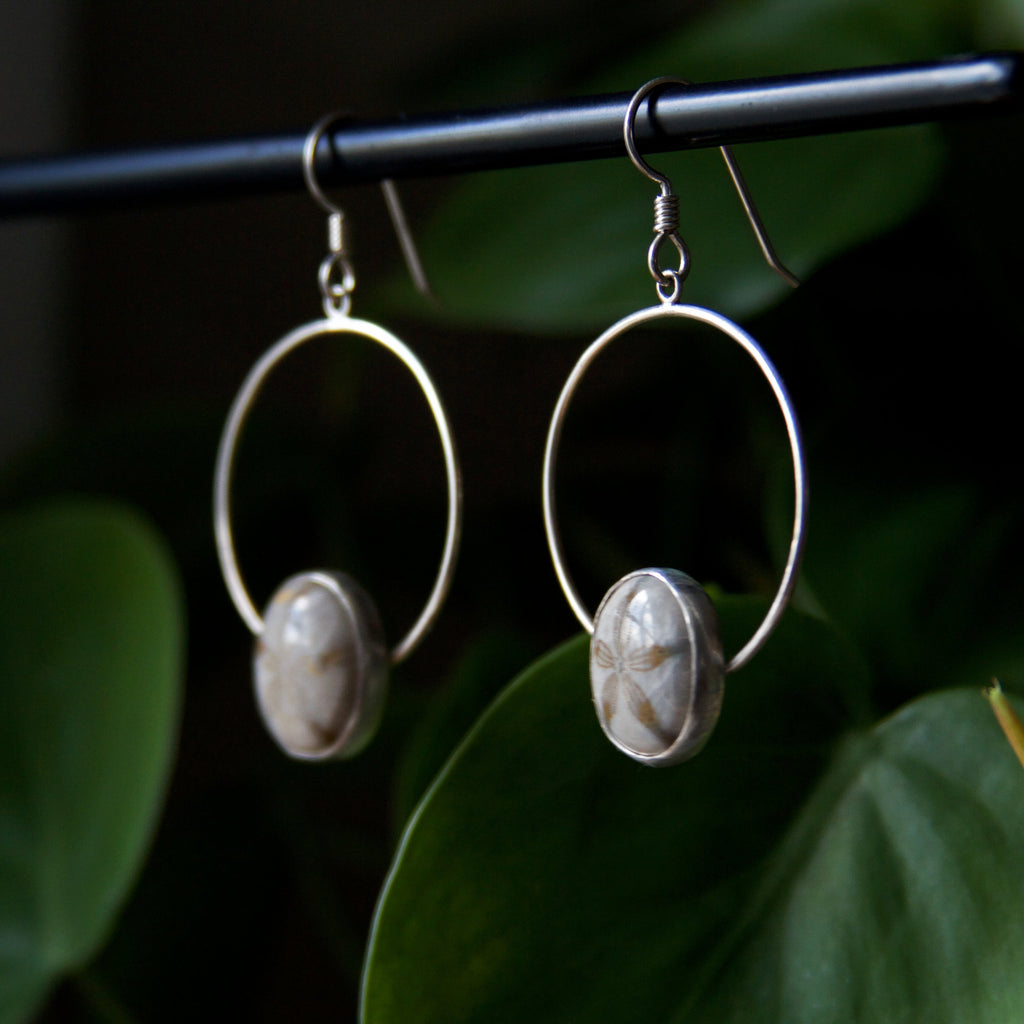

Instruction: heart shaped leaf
[361,599,1024,1022]
[0,500,184,1023]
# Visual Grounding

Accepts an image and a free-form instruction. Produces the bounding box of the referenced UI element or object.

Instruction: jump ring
[655,268,682,305]
[647,232,689,299]
[319,253,356,316]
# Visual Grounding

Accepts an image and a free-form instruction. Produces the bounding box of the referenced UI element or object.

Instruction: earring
[542,77,808,767]
[214,114,462,761]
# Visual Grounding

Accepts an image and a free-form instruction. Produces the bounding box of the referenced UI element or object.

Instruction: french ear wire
[623,76,799,299]
[302,114,434,304]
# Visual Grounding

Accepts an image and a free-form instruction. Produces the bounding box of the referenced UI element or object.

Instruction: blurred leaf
[392,629,534,833]
[401,129,940,335]
[977,0,1024,47]
[597,0,977,84]
[784,474,1024,699]
[361,600,1024,1022]
[382,0,983,333]
[0,500,184,1023]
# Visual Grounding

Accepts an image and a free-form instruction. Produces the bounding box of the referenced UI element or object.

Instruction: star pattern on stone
[592,586,677,747]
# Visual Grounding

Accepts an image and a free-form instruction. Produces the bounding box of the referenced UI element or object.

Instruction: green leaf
[361,600,1024,1023]
[784,474,1024,699]
[0,500,184,1023]
[385,0,970,333]
[409,129,940,334]
[392,629,535,834]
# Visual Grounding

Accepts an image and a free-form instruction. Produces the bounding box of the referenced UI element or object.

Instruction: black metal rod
[1,52,1019,218]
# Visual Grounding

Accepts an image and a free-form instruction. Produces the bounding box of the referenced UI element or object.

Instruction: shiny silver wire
[624,77,800,298]
[303,113,432,312]
[380,178,433,300]
[214,113,459,664]
[542,303,807,674]
[213,315,462,665]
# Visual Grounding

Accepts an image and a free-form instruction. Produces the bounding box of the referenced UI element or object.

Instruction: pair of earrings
[214,79,808,767]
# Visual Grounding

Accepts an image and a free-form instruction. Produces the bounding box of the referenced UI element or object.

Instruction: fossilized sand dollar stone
[590,568,724,765]
[254,571,388,760]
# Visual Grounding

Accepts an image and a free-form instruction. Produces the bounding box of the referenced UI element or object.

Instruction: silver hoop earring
[542,78,807,767]
[214,115,462,761]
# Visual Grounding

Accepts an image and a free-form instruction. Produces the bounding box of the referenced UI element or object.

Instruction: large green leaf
[0,500,184,1023]
[361,600,1024,1022]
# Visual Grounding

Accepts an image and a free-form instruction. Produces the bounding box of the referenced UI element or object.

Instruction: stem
[983,679,1024,772]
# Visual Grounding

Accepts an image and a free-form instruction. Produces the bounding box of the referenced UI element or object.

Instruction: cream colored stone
[590,568,723,765]
[254,571,387,759]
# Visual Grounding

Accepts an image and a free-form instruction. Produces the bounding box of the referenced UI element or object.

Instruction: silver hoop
[214,315,462,666]
[542,302,807,675]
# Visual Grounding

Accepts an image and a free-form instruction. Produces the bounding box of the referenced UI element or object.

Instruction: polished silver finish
[304,113,432,301]
[380,178,433,300]
[625,76,800,298]
[302,114,348,218]
[591,568,725,766]
[541,74,809,692]
[542,302,807,674]
[317,225,357,317]
[215,115,459,762]
[214,312,462,665]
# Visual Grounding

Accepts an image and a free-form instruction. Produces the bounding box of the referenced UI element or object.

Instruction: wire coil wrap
[653,192,679,235]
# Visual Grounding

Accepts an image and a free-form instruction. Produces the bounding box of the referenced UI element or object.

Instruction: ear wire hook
[624,77,800,298]
[303,113,434,305]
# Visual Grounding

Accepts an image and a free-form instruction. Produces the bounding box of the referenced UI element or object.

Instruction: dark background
[2,4,1023,1021]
